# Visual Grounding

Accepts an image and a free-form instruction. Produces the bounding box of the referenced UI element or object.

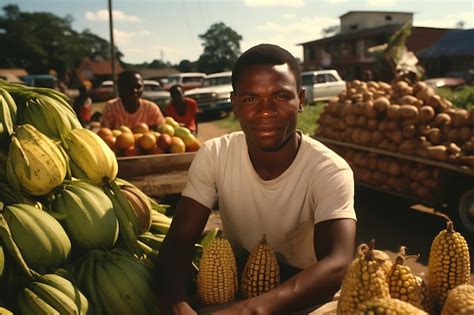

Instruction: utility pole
[108,0,117,97]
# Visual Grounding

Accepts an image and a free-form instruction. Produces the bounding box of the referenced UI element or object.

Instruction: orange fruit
[116,132,135,150]
[132,122,150,134]
[156,134,172,151]
[97,127,113,138]
[137,132,157,150]
[170,136,186,153]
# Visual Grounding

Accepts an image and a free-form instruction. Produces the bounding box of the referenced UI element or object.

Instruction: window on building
[350,24,358,30]
[351,41,357,56]
[385,15,392,21]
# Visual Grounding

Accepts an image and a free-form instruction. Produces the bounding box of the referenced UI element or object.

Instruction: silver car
[302,70,346,104]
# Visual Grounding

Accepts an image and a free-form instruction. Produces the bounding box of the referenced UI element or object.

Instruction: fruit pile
[94,116,201,157]
[0,80,194,314]
[315,80,474,167]
[338,217,472,315]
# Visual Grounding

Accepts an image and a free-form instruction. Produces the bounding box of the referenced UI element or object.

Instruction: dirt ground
[194,120,474,283]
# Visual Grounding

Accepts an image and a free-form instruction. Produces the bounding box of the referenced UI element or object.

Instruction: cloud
[282,13,297,19]
[113,28,151,46]
[85,10,141,22]
[367,0,395,7]
[243,16,339,60]
[243,0,304,7]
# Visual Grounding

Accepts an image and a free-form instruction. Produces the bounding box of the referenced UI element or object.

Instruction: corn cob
[356,297,428,314]
[241,234,280,299]
[197,237,237,304]
[427,219,471,306]
[387,246,422,309]
[441,284,474,315]
[337,240,392,315]
[415,275,435,314]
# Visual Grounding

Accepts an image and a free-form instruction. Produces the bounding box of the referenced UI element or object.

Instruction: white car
[302,70,346,103]
[185,72,233,114]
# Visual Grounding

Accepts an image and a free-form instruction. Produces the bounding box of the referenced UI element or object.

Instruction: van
[164,72,206,91]
[301,70,346,104]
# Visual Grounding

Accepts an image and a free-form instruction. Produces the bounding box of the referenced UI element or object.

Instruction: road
[195,121,474,282]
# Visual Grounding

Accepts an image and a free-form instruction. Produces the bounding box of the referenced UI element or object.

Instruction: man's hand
[171,301,197,315]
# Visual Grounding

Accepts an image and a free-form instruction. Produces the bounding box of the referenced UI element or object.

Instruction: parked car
[301,70,346,104]
[89,80,170,106]
[164,72,206,91]
[21,74,58,89]
[185,72,233,115]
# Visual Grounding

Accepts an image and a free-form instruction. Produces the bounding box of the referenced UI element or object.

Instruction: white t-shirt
[182,131,356,269]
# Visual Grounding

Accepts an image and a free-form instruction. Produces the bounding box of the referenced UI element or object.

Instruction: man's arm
[216,218,356,314]
[156,196,211,314]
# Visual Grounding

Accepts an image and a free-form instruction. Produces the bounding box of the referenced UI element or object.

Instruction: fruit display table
[117,152,196,197]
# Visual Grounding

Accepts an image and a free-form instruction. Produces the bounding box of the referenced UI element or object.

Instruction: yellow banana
[7,124,67,196]
[30,282,78,315]
[20,288,61,315]
[63,128,117,185]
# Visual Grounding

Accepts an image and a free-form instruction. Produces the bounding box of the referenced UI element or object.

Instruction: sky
[2,0,473,65]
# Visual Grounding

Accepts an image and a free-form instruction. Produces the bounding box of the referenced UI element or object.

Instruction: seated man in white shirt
[157,43,357,315]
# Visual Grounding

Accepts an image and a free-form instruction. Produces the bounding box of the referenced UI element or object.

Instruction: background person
[100,69,165,130]
[157,44,357,314]
[164,84,199,134]
[73,81,93,127]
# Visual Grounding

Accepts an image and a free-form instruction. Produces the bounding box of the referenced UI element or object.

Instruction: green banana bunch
[76,249,157,315]
[103,180,142,256]
[63,128,118,185]
[0,204,71,271]
[6,124,67,196]
[0,182,38,206]
[51,180,119,250]
[149,208,173,234]
[0,87,16,150]
[1,81,81,142]
[17,271,89,315]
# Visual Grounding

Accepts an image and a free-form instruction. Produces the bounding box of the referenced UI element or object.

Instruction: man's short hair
[169,84,183,94]
[231,43,301,91]
[118,69,142,90]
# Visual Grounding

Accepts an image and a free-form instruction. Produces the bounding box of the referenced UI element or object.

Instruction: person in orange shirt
[100,70,165,130]
[164,84,199,134]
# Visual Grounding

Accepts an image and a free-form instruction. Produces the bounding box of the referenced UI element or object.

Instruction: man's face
[170,87,185,103]
[119,73,144,100]
[231,64,304,152]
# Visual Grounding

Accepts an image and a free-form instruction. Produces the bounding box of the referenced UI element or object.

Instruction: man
[157,44,356,314]
[164,84,199,134]
[100,70,165,130]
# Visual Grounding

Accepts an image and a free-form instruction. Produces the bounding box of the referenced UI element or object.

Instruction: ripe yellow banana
[7,124,67,196]
[63,128,117,185]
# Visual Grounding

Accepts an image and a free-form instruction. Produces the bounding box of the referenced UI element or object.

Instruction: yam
[452,109,469,127]
[387,104,400,120]
[419,106,435,123]
[370,130,385,145]
[374,96,390,113]
[434,113,451,127]
[428,128,443,145]
[400,138,423,153]
[400,95,418,105]
[427,145,449,161]
[367,119,379,130]
[398,105,419,120]
[402,124,416,138]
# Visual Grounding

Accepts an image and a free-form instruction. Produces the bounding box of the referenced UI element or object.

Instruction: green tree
[0,4,122,78]
[177,59,195,72]
[196,22,242,73]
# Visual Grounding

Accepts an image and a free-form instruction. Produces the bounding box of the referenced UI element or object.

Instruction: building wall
[340,12,413,33]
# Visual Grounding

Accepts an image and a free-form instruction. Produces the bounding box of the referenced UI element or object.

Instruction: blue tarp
[418,29,474,58]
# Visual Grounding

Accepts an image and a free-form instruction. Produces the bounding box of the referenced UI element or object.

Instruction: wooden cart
[116,152,196,197]
[314,136,474,233]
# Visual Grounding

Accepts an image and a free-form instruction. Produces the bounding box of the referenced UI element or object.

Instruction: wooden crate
[117,152,196,197]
